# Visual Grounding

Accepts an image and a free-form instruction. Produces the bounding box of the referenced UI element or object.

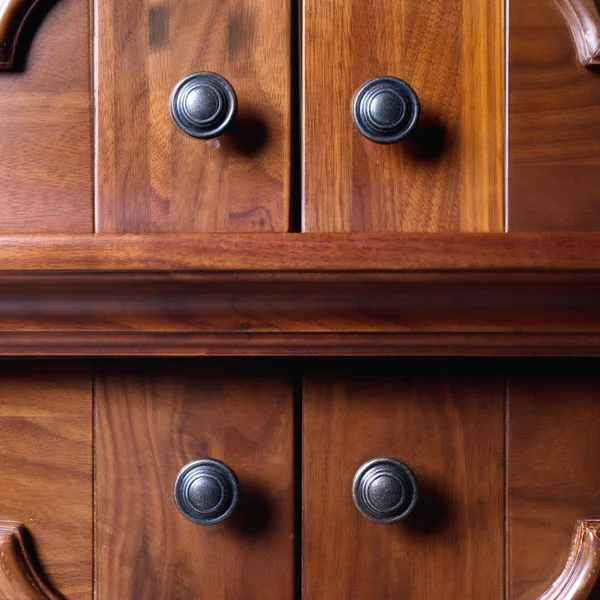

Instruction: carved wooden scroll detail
[0,0,47,70]
[555,0,600,66]
[0,521,67,600]
[536,519,600,600]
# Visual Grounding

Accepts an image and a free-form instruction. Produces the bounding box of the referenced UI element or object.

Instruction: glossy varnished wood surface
[303,362,504,599]
[96,0,291,232]
[303,0,504,232]
[509,0,600,231]
[0,363,92,599]
[508,364,600,600]
[0,233,599,271]
[0,0,92,232]
[95,362,294,599]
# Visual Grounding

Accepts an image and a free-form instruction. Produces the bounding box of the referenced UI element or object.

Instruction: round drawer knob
[352,457,418,524]
[170,72,238,139]
[352,77,420,144]
[174,458,239,525]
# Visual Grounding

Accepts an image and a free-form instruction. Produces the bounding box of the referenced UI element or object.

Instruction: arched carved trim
[536,519,600,600]
[555,0,600,67]
[0,521,67,600]
[0,0,49,70]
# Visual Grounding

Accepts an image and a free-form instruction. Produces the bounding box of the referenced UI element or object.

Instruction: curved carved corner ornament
[0,0,47,70]
[0,521,67,600]
[536,519,600,600]
[555,0,600,67]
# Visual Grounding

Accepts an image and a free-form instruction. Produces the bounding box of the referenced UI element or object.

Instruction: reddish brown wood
[95,0,291,233]
[0,363,92,599]
[303,363,504,599]
[509,0,600,231]
[0,522,67,600]
[554,0,600,67]
[0,0,93,233]
[509,367,600,599]
[0,233,599,271]
[95,362,294,599]
[303,0,504,232]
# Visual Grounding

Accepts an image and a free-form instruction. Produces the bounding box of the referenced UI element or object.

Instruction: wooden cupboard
[1,0,600,598]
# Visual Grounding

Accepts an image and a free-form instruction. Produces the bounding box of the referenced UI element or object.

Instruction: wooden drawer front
[94,362,295,599]
[302,363,505,599]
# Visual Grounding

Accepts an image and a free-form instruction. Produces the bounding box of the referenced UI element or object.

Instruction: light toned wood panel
[95,361,294,599]
[303,0,503,232]
[0,363,92,600]
[303,362,504,599]
[508,364,600,599]
[96,0,291,233]
[0,0,92,232]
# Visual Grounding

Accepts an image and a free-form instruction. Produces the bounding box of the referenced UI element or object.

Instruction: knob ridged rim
[352,457,418,524]
[174,458,239,525]
[170,72,237,139]
[352,76,420,144]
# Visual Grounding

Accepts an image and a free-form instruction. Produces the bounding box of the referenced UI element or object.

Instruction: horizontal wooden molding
[0,234,598,355]
[0,233,599,271]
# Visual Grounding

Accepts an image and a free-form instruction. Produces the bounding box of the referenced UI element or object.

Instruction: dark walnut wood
[96,0,291,233]
[303,0,503,232]
[95,362,294,599]
[509,366,600,600]
[0,363,92,599]
[509,0,600,231]
[303,363,504,599]
[0,521,67,600]
[0,0,92,233]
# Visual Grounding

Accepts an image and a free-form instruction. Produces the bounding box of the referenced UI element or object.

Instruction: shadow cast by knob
[226,112,269,155]
[401,115,449,162]
[231,482,274,537]
[401,480,449,535]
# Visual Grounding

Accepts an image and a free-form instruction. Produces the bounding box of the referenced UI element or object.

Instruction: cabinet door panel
[508,363,600,599]
[96,0,291,232]
[509,0,600,231]
[0,363,93,600]
[303,0,504,232]
[303,362,504,599]
[95,361,294,600]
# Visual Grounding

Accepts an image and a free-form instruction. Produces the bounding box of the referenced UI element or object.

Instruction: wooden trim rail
[0,234,598,355]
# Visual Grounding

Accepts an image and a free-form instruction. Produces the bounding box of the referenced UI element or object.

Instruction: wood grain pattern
[303,362,504,599]
[509,0,600,231]
[0,363,92,599]
[0,0,92,233]
[95,362,294,599]
[508,366,600,600]
[536,520,600,600]
[303,0,504,232]
[0,521,67,600]
[0,233,599,271]
[96,0,290,233]
[555,0,600,67]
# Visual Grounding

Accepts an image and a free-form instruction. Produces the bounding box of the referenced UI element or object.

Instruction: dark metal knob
[174,458,239,525]
[352,457,418,524]
[352,77,420,144]
[170,72,237,139]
